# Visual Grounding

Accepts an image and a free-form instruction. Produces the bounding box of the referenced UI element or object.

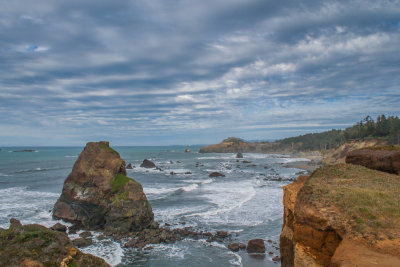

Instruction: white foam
[228,251,242,266]
[182,183,199,192]
[79,236,123,266]
[0,173,10,177]
[64,155,78,158]
[149,243,187,259]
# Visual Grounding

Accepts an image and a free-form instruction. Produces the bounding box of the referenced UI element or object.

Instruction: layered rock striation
[280,164,400,266]
[53,141,155,234]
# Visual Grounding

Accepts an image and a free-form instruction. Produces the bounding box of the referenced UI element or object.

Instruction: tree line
[277,115,400,151]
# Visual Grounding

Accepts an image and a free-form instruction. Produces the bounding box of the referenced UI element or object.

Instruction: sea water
[0,146,309,266]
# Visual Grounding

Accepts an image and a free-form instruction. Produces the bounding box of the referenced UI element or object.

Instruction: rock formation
[0,219,109,267]
[236,152,243,158]
[53,141,155,234]
[280,164,400,266]
[345,146,400,174]
[247,239,266,253]
[140,159,156,168]
[199,137,280,153]
[208,172,225,177]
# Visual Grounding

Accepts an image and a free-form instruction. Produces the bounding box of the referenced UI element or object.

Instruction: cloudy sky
[1,0,399,146]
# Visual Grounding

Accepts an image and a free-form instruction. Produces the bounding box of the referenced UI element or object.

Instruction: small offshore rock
[272,256,281,262]
[97,234,107,240]
[50,223,67,233]
[73,237,93,248]
[141,159,156,168]
[79,231,92,238]
[247,239,265,253]
[216,230,229,237]
[185,148,191,153]
[242,160,251,163]
[126,163,133,169]
[236,152,243,158]
[209,172,225,177]
[239,243,246,249]
[228,243,240,251]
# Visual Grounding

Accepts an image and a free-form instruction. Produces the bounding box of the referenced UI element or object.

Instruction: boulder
[140,159,156,168]
[53,141,155,235]
[79,231,92,238]
[236,152,243,158]
[126,163,133,169]
[228,243,240,251]
[247,239,265,253]
[216,230,229,237]
[72,237,92,248]
[345,147,400,174]
[51,223,67,233]
[0,219,109,266]
[209,172,225,177]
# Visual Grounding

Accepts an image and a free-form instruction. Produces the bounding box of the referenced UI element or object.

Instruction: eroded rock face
[0,219,109,267]
[53,141,154,234]
[346,147,400,174]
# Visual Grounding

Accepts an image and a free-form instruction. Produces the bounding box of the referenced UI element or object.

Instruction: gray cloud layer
[1,0,400,145]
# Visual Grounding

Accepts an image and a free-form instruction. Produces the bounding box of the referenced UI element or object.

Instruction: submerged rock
[53,141,155,235]
[209,172,225,177]
[0,219,109,267]
[140,159,156,168]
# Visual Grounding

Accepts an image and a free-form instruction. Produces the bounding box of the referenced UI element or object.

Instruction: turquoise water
[0,145,308,266]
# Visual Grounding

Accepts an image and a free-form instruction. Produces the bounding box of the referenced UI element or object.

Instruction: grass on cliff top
[111,173,133,193]
[361,145,400,151]
[306,164,400,237]
[98,142,120,156]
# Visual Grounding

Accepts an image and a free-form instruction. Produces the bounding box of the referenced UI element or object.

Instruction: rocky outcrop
[280,165,400,267]
[199,137,280,153]
[140,159,156,168]
[53,141,155,235]
[209,172,225,177]
[247,239,266,253]
[0,219,109,267]
[345,146,400,174]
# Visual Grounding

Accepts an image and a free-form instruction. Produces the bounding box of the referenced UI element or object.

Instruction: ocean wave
[13,167,66,174]
[228,251,242,266]
[0,173,10,177]
[64,155,78,158]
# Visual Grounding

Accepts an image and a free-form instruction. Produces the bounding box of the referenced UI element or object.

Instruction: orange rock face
[280,168,400,267]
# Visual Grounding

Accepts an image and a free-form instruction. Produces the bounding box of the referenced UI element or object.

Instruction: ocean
[0,146,309,266]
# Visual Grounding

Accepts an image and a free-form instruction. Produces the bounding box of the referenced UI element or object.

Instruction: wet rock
[185,171,192,174]
[79,231,92,238]
[126,163,133,169]
[164,223,171,227]
[209,172,225,177]
[170,171,175,175]
[97,235,107,240]
[141,159,156,168]
[216,230,229,238]
[228,243,240,251]
[236,152,243,158]
[272,256,281,262]
[185,148,191,153]
[239,243,246,249]
[242,160,251,163]
[50,223,67,233]
[247,239,265,253]
[72,237,93,248]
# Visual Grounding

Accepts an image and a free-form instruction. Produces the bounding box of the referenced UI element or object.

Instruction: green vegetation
[305,164,400,236]
[98,142,120,156]
[278,115,400,151]
[111,174,132,193]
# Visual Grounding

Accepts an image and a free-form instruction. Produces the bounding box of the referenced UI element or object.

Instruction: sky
[1,0,400,146]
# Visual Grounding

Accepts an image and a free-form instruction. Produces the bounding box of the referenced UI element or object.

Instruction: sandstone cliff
[0,219,109,267]
[199,137,280,153]
[53,141,155,234]
[280,164,400,267]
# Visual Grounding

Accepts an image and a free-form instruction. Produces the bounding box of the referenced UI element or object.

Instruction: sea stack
[53,141,155,234]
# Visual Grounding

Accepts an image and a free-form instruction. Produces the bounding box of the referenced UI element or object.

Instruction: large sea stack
[53,141,155,234]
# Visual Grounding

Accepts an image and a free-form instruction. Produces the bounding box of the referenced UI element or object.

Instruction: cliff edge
[53,141,155,234]
[280,164,400,266]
